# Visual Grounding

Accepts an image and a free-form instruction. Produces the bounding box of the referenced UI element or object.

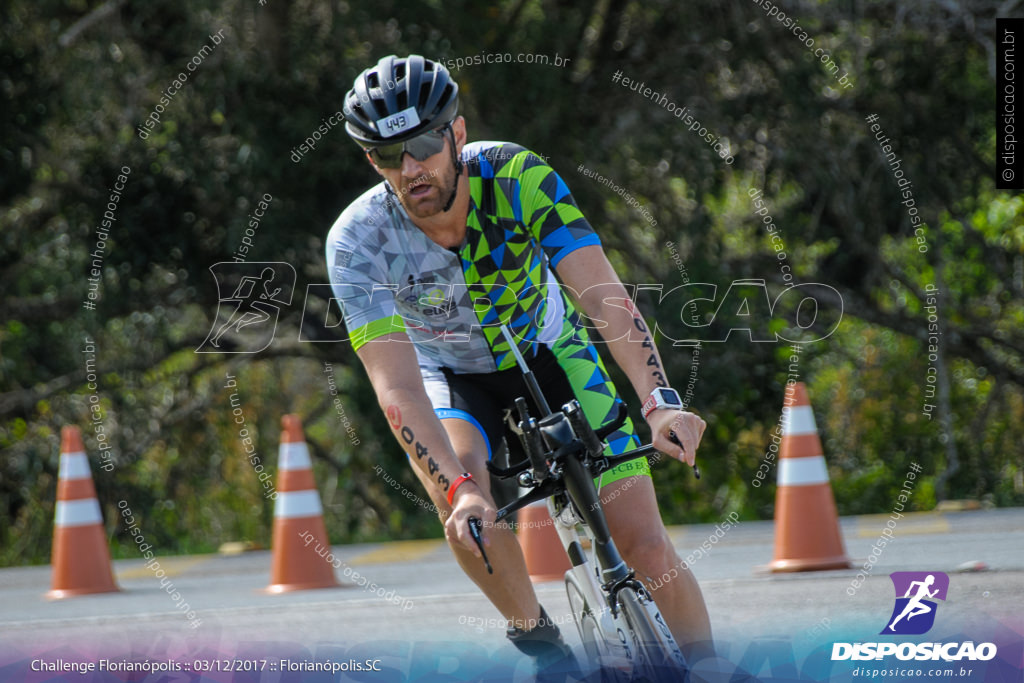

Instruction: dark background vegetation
[2,0,1021,566]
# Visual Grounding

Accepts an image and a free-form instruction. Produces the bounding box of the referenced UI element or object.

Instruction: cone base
[267,514,340,593]
[262,579,341,594]
[771,482,850,573]
[46,584,120,600]
[768,554,853,573]
[49,524,119,599]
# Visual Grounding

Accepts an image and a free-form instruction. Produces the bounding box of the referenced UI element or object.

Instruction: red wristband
[641,394,659,421]
[447,472,475,506]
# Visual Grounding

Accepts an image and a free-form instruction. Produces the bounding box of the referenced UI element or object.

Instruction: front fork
[549,453,645,626]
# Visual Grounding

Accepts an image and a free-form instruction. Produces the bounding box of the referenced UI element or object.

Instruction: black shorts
[428,345,582,461]
[419,329,650,487]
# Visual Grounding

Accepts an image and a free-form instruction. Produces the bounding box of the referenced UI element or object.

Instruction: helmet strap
[383,179,398,206]
[442,124,462,213]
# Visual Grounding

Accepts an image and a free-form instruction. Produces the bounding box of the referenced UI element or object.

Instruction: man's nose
[401,151,426,178]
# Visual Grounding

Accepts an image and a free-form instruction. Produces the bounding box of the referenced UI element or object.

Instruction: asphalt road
[1,508,1022,681]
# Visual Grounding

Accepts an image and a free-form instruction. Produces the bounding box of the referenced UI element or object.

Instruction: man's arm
[554,245,706,465]
[356,332,495,554]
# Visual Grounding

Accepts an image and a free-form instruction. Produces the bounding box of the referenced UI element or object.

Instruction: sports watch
[641,387,683,420]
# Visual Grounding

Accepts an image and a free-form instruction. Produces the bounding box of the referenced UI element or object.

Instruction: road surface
[1,508,1022,681]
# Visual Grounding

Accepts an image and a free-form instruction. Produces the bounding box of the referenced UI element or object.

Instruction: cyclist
[327,54,713,673]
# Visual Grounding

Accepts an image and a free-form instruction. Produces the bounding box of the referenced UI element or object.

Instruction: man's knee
[618,529,677,576]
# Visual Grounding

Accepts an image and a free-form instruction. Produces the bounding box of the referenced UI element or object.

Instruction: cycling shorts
[421,317,651,489]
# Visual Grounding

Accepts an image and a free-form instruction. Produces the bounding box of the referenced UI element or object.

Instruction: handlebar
[485,402,631,480]
[594,402,628,441]
[474,324,700,575]
[486,401,700,481]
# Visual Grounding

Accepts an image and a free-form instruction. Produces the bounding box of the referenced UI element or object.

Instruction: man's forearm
[597,291,671,407]
[357,335,478,503]
[377,387,468,499]
[554,246,673,405]
[555,245,705,460]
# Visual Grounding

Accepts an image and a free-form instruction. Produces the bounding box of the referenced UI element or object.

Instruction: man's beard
[397,162,457,219]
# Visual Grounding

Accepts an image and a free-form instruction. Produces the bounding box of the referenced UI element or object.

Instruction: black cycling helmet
[344,54,459,147]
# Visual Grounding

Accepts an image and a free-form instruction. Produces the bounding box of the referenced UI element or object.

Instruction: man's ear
[451,116,467,153]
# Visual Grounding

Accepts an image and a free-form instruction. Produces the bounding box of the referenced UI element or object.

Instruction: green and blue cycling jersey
[326,141,648,483]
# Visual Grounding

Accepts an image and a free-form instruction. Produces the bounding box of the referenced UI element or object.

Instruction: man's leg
[408,418,578,674]
[407,417,542,629]
[599,473,715,663]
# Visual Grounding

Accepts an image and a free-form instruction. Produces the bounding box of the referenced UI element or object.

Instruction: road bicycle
[468,326,694,681]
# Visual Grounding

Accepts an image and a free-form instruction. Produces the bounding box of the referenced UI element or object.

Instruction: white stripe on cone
[59,453,92,480]
[274,490,324,518]
[782,405,817,436]
[778,455,830,487]
[278,442,312,471]
[55,499,103,527]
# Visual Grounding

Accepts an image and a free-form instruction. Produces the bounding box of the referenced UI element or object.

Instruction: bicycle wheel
[565,574,606,662]
[566,574,633,682]
[616,586,687,682]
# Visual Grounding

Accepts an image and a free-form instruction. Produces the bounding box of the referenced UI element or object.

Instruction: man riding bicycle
[326,54,713,673]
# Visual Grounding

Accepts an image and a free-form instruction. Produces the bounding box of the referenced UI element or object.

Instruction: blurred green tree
[1,0,1019,566]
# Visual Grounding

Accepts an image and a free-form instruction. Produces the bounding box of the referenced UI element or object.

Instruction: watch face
[657,388,682,406]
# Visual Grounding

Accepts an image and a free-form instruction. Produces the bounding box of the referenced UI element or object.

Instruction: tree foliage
[2,0,1020,566]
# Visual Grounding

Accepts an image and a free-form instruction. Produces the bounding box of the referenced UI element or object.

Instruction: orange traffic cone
[769,382,852,572]
[265,414,340,593]
[48,426,119,598]
[518,501,571,582]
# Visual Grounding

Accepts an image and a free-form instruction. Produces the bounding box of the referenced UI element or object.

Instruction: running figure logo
[196,262,295,353]
[881,571,949,635]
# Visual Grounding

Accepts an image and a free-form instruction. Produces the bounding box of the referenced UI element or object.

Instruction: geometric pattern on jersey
[325,140,600,374]
[422,290,644,482]
[461,144,599,370]
[548,300,641,458]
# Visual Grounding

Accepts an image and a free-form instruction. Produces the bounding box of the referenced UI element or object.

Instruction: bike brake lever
[467,517,493,574]
[669,431,701,479]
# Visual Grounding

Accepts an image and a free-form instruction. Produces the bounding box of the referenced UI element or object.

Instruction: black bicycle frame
[488,325,660,588]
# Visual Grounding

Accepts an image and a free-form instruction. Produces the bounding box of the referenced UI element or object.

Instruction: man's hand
[444,485,496,558]
[647,409,706,467]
